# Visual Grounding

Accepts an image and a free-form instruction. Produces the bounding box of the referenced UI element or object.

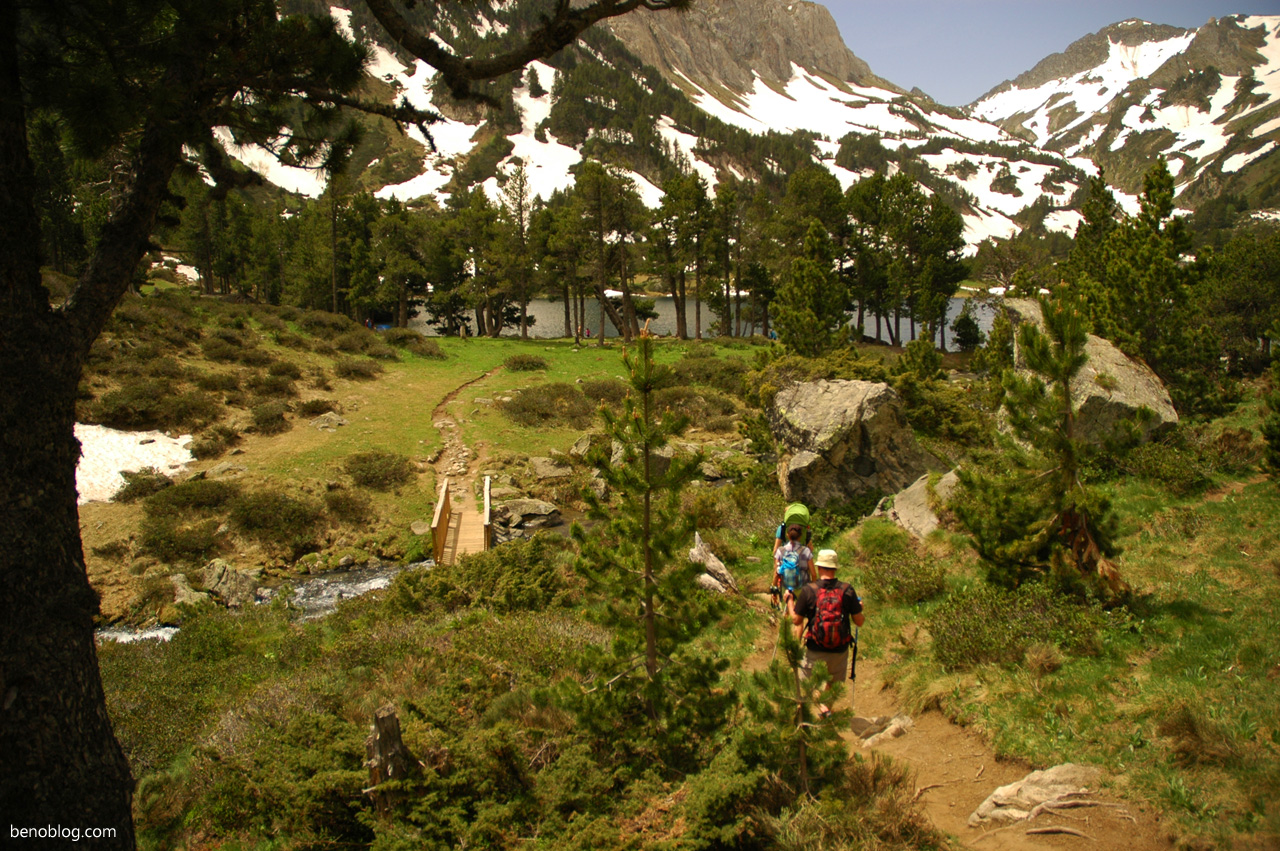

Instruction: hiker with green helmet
[788,547,864,716]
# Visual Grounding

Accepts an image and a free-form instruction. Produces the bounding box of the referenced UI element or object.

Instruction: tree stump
[365,704,420,816]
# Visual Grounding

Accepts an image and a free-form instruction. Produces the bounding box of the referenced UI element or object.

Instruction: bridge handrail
[482,476,492,551]
[430,478,451,563]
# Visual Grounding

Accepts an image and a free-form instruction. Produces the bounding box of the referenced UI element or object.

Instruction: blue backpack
[778,550,805,594]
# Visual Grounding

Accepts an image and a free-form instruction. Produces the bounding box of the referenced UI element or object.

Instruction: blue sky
[823,1,1279,106]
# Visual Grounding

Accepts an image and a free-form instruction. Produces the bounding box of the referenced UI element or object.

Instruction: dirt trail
[429,367,501,495]
[747,600,1174,851]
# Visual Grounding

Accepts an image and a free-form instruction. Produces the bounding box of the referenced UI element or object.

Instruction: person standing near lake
[787,548,864,716]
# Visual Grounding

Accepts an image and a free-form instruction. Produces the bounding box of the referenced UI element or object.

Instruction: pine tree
[567,335,731,771]
[742,622,850,797]
[955,291,1128,597]
[772,221,848,356]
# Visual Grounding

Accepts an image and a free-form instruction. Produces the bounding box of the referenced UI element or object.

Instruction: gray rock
[569,434,594,458]
[699,462,723,480]
[969,763,1103,827]
[202,559,260,607]
[586,472,607,500]
[875,470,960,540]
[310,412,348,431]
[531,456,573,480]
[1003,299,1177,444]
[171,574,211,607]
[862,715,914,748]
[770,380,937,507]
[500,498,562,527]
[410,520,431,536]
[688,531,739,593]
[489,487,521,500]
[338,555,356,568]
[695,573,727,594]
[209,461,247,477]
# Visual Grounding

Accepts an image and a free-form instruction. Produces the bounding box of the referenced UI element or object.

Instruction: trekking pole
[849,626,860,716]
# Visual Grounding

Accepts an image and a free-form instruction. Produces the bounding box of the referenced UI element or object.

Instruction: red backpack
[807,581,852,651]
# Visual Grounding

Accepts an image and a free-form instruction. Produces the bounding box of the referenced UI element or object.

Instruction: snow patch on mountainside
[1224,141,1277,173]
[972,31,1197,149]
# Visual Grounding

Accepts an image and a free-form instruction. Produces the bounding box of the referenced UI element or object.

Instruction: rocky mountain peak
[603,0,901,97]
[974,18,1193,103]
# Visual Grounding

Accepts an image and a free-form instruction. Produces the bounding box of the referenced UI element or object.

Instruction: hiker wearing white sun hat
[787,548,864,715]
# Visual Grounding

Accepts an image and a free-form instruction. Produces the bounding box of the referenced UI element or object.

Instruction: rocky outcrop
[1004,299,1177,445]
[875,470,960,541]
[604,0,901,97]
[203,559,261,607]
[689,532,738,594]
[770,380,936,508]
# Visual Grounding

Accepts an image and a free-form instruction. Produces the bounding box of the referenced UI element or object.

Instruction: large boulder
[770,380,937,507]
[1004,299,1177,444]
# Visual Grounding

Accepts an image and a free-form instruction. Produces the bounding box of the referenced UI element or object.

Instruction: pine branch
[363,0,689,101]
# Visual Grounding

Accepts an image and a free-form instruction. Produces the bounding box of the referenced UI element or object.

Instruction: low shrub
[705,415,736,433]
[250,402,290,435]
[381,327,421,348]
[1121,442,1213,496]
[861,551,946,604]
[405,337,445,359]
[334,330,375,354]
[1156,701,1242,767]
[236,348,274,368]
[299,310,356,339]
[499,383,594,429]
[273,332,308,350]
[364,341,399,361]
[672,354,748,396]
[228,489,323,555]
[654,385,737,420]
[89,382,220,431]
[267,361,302,380]
[334,358,382,380]
[190,425,241,460]
[246,373,296,398]
[505,354,549,372]
[580,378,629,405]
[388,535,569,614]
[296,399,336,417]
[255,314,288,334]
[324,489,373,524]
[138,515,220,564]
[927,583,1101,669]
[145,478,240,517]
[857,518,913,558]
[114,468,174,503]
[344,450,415,491]
[199,339,239,363]
[194,372,240,392]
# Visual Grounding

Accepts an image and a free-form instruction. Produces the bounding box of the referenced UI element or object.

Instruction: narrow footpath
[748,606,1174,851]
[429,367,500,564]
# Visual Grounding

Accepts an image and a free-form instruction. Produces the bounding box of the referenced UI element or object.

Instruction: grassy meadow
[87,289,1280,849]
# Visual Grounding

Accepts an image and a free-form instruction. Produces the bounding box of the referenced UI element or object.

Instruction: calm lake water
[411,296,996,352]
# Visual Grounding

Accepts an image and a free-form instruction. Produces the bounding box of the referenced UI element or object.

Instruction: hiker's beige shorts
[802,647,849,683]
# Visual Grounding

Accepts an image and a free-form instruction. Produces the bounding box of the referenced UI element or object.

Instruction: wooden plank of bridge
[439,483,486,566]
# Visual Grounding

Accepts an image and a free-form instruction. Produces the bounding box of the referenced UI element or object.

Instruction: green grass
[877,469,1280,847]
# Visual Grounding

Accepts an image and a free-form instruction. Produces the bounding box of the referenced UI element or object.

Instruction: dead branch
[1026,826,1095,840]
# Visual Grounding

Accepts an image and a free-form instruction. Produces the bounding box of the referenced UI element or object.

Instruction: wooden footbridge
[430,476,492,566]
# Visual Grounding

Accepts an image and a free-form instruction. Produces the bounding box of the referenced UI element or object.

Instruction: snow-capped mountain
[971,15,1280,207]
[220,2,1278,254]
